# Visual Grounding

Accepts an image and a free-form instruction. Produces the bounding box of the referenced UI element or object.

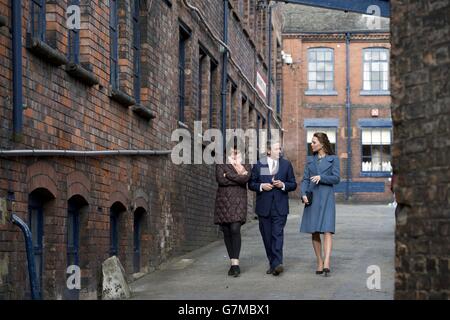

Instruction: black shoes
[266,268,273,274]
[272,265,284,276]
[228,265,240,277]
[323,268,330,277]
[316,263,324,275]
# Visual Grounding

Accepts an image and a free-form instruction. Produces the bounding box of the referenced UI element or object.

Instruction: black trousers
[221,222,242,260]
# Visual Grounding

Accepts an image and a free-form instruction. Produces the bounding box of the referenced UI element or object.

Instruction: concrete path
[130,200,395,300]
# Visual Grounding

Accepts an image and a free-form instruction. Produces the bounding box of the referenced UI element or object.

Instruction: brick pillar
[391,0,450,300]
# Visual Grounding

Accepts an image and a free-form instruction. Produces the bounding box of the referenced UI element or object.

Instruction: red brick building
[0,0,283,299]
[281,4,393,203]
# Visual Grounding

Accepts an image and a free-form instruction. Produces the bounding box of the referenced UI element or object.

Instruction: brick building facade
[281,4,393,203]
[0,0,283,299]
[391,0,449,299]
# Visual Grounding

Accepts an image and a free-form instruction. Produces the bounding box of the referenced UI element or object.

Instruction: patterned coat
[214,164,251,225]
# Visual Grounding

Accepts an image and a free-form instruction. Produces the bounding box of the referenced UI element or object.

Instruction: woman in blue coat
[300,132,340,276]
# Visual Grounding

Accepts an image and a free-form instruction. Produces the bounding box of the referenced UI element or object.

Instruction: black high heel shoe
[316,263,324,275]
[323,268,331,277]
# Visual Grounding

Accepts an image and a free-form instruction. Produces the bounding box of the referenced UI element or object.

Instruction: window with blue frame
[67,200,80,267]
[209,62,218,129]
[66,197,82,300]
[110,203,124,257]
[132,0,141,104]
[110,0,119,90]
[67,0,80,64]
[361,48,390,94]
[133,209,145,274]
[361,128,392,172]
[276,90,281,116]
[239,95,247,129]
[230,81,237,128]
[179,24,190,123]
[30,0,46,41]
[306,128,337,156]
[306,48,336,95]
[198,48,206,121]
[28,195,44,295]
[256,112,261,159]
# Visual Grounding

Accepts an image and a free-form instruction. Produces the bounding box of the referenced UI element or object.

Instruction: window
[109,204,121,257]
[306,48,336,94]
[308,48,334,91]
[239,95,247,129]
[179,25,190,123]
[132,0,141,104]
[67,0,80,64]
[256,112,261,159]
[361,48,389,94]
[133,209,145,273]
[198,48,206,121]
[230,81,237,129]
[67,198,80,300]
[276,90,281,115]
[306,128,337,156]
[67,200,80,267]
[361,128,392,172]
[110,0,119,90]
[209,61,218,129]
[30,0,46,41]
[28,195,44,295]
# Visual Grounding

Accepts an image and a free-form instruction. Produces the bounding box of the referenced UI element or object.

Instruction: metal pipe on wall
[345,32,352,200]
[0,150,172,157]
[220,0,229,157]
[11,214,41,300]
[12,0,23,141]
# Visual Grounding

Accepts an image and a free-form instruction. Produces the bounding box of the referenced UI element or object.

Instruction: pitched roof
[281,4,390,34]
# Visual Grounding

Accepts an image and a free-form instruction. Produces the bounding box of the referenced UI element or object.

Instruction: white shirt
[260,157,285,192]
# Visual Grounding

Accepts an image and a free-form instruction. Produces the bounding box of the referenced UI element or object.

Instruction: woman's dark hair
[224,136,246,156]
[313,132,334,155]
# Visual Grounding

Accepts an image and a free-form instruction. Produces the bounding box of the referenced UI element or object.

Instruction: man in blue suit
[249,142,297,275]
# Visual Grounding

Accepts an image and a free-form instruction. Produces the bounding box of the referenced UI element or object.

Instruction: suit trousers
[258,200,287,269]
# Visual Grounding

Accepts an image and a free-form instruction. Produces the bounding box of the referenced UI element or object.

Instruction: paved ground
[130,200,395,300]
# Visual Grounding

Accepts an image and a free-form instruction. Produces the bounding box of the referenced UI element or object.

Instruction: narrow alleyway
[130,200,395,300]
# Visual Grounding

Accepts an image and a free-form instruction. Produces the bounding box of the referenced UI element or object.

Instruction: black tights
[221,222,242,260]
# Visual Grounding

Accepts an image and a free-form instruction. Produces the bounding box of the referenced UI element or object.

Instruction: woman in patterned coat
[214,146,251,277]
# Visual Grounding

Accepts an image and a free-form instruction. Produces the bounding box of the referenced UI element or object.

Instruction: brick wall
[391,0,450,299]
[0,0,280,299]
[282,34,393,203]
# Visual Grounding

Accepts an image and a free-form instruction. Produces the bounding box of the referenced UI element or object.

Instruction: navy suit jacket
[248,156,297,217]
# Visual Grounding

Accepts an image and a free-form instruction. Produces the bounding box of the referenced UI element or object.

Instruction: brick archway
[26,162,58,198]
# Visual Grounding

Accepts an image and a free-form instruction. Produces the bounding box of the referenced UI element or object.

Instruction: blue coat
[300,155,340,234]
[249,157,297,217]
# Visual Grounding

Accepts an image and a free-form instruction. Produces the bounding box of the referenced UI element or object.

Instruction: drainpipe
[220,0,229,158]
[0,149,172,157]
[267,4,272,140]
[345,32,352,200]
[11,214,42,300]
[12,0,23,142]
